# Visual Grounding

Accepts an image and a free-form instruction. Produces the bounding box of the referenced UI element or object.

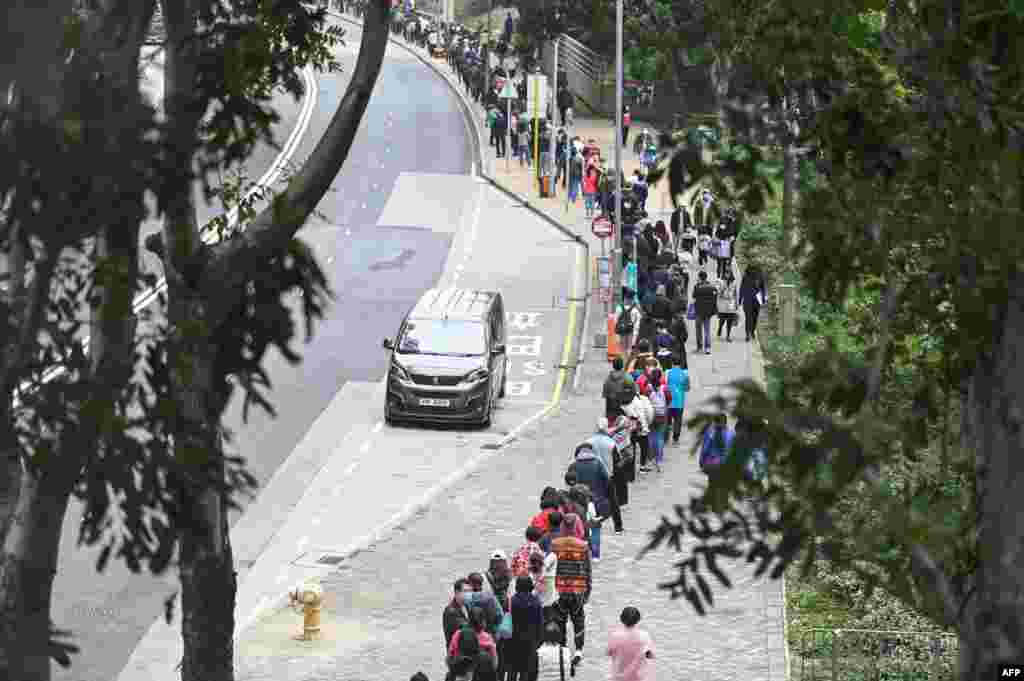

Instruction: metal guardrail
[555,33,608,83]
[794,628,959,681]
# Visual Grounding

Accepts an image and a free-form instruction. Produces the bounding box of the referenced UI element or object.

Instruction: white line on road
[372,421,383,433]
[17,64,320,403]
[344,461,359,476]
[296,536,308,551]
[359,440,371,454]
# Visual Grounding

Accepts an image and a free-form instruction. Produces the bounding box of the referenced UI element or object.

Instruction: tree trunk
[781,132,797,253]
[780,89,799,254]
[958,268,1024,679]
[178,473,236,681]
[169,289,237,681]
[0,471,73,681]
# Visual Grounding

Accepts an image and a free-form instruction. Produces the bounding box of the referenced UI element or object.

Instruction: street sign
[498,80,516,98]
[592,215,613,238]
[526,74,547,119]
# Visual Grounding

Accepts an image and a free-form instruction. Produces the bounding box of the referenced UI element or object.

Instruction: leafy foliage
[639,8,1024,675]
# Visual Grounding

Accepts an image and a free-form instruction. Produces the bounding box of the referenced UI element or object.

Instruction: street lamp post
[611,0,623,306]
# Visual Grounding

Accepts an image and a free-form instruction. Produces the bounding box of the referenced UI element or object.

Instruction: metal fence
[794,628,959,681]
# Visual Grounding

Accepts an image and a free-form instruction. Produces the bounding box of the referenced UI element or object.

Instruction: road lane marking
[344,461,359,476]
[359,440,371,454]
[19,63,320,401]
[372,421,383,433]
[297,536,308,551]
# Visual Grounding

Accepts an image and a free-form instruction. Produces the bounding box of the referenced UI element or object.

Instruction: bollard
[289,581,323,641]
[778,284,798,337]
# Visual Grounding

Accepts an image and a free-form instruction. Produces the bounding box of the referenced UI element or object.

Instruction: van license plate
[419,398,451,407]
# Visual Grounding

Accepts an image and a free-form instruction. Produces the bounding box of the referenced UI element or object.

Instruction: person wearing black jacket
[669,313,689,364]
[634,223,655,276]
[651,285,673,327]
[494,109,508,158]
[506,576,543,681]
[557,87,574,127]
[692,270,718,354]
[739,265,767,341]
[670,206,683,251]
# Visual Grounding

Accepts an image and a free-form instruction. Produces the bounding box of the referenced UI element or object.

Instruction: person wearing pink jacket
[607,606,655,681]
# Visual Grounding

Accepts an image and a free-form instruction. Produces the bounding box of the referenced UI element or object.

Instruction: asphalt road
[51,21,473,681]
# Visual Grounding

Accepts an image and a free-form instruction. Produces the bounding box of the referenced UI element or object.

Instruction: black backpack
[615,305,636,335]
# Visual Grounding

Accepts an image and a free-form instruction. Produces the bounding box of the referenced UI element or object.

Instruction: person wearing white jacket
[622,389,654,473]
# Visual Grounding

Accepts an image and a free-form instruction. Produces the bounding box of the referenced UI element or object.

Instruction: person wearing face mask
[443,578,471,649]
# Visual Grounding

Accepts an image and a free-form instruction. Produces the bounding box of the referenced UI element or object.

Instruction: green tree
[644,0,1024,678]
[0,0,392,679]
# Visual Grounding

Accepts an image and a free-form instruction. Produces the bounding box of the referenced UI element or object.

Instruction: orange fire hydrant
[289,581,323,641]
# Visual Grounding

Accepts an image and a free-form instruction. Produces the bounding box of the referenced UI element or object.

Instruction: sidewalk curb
[332,10,593,402]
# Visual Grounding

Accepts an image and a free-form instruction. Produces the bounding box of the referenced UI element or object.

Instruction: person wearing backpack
[646,369,672,472]
[602,356,635,421]
[614,294,642,362]
[622,384,652,472]
[573,441,615,534]
[448,607,497,668]
[562,469,601,560]
[699,413,735,476]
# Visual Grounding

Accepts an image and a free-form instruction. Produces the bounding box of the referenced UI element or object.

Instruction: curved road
[51,20,471,681]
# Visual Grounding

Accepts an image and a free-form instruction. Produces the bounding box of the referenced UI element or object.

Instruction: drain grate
[316,554,344,566]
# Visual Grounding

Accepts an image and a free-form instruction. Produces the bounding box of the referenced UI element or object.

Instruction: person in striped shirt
[550,513,592,671]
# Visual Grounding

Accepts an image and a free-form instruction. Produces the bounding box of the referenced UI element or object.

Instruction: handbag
[686,301,696,321]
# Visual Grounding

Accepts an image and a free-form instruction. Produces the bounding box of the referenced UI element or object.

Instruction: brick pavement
[235,297,787,681]
[232,15,789,680]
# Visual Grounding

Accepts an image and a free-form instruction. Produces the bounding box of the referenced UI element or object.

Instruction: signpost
[596,255,612,312]
[498,80,516,172]
[593,216,613,311]
[528,73,546,196]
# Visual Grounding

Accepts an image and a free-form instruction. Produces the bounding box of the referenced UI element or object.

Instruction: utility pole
[484,0,493,109]
[552,36,559,127]
[611,0,623,305]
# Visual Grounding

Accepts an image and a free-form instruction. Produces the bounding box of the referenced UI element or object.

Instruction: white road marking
[297,536,308,551]
[344,461,359,476]
[18,63,320,403]
[372,421,383,433]
[359,440,371,454]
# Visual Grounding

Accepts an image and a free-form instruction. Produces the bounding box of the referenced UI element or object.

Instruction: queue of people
[431,403,673,680]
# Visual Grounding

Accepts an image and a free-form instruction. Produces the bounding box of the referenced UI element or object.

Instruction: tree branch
[857,279,964,628]
[1,256,56,398]
[207,0,391,291]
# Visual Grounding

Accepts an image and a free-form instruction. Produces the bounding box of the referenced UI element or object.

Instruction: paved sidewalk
[232,15,788,681]
[235,285,787,681]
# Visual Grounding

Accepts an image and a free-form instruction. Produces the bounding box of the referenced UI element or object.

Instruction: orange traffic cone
[607,313,622,361]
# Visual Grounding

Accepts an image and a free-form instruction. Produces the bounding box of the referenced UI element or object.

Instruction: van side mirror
[382,338,394,350]
[492,344,506,355]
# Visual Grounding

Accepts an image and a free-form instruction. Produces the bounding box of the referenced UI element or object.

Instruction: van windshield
[397,319,487,357]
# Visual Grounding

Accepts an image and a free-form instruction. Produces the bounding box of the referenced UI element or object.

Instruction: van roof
[409,288,498,322]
